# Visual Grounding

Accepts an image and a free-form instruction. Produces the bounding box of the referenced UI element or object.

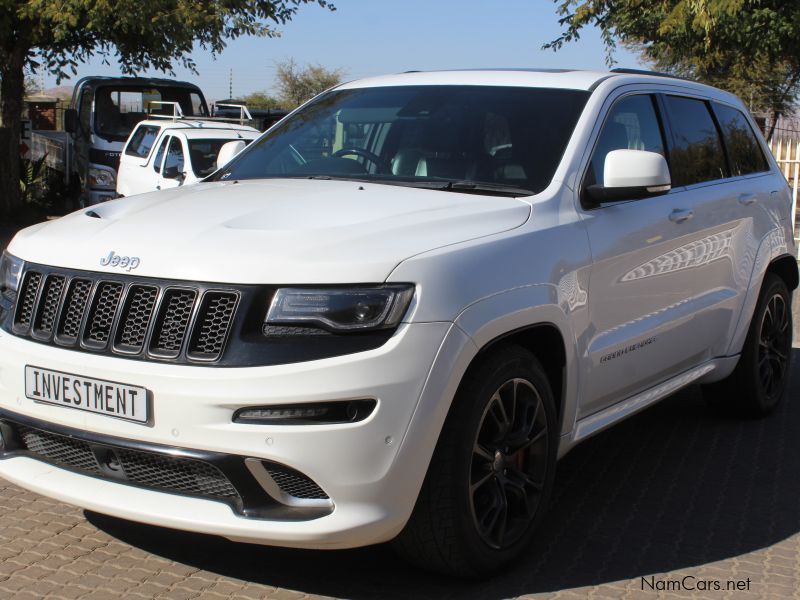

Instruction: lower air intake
[264,463,329,500]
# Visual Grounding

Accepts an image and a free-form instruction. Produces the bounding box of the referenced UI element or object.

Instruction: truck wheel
[393,345,558,577]
[704,273,793,417]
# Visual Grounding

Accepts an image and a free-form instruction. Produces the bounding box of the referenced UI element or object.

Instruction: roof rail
[609,68,687,80]
[213,103,253,125]
[147,101,184,120]
[145,101,255,127]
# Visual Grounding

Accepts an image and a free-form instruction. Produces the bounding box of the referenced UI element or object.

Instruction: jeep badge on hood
[100,251,140,271]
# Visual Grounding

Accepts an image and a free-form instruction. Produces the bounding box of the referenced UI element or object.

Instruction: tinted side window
[163,137,185,177]
[713,103,769,176]
[664,96,727,186]
[588,95,665,187]
[125,125,160,158]
[152,137,169,172]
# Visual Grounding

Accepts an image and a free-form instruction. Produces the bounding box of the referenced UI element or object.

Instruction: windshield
[189,139,252,178]
[212,85,589,194]
[94,86,209,141]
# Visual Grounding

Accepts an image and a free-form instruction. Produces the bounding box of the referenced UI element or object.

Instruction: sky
[40,0,645,101]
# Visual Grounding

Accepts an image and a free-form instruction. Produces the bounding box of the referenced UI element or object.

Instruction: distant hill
[43,86,73,101]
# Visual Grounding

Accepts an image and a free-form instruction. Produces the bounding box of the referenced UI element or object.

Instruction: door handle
[738,193,757,206]
[669,209,694,224]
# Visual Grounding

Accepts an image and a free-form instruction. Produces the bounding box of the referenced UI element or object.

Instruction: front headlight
[265,285,415,332]
[88,166,116,189]
[0,251,24,293]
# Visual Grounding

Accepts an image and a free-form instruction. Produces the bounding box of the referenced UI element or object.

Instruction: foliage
[546,1,800,137]
[19,155,46,202]
[5,0,335,81]
[275,59,343,108]
[241,91,284,110]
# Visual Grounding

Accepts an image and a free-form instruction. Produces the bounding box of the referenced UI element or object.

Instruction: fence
[767,137,800,254]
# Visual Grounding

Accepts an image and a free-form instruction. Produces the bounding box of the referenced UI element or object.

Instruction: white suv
[0,69,796,576]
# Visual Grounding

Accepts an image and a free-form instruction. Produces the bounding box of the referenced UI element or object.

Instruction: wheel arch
[453,284,581,443]
[767,254,799,292]
[470,323,567,423]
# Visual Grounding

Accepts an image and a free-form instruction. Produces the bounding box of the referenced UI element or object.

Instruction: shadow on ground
[87,349,800,599]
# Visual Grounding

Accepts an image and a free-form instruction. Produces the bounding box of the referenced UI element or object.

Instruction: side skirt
[559,355,740,457]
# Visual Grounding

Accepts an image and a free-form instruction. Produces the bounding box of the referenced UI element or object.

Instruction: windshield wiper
[437,181,535,197]
[301,176,536,196]
[227,174,536,196]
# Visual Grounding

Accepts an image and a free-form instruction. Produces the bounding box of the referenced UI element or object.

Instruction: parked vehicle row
[29,77,274,205]
[2,68,796,577]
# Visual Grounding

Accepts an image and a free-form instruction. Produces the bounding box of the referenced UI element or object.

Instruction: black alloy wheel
[757,291,792,402]
[470,378,549,550]
[703,273,794,417]
[394,345,558,577]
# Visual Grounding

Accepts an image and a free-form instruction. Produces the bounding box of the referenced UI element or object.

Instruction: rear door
[578,90,741,418]
[660,96,769,357]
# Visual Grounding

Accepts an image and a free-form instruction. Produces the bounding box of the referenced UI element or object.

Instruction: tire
[703,273,793,417]
[392,345,558,577]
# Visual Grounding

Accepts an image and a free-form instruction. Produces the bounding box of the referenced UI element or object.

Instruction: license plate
[25,366,149,424]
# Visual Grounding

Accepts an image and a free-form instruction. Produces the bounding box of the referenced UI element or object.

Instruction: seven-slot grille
[12,268,238,363]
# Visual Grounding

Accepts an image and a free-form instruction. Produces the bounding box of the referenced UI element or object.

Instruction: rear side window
[125,125,160,158]
[713,103,769,176]
[664,96,727,186]
[588,94,666,186]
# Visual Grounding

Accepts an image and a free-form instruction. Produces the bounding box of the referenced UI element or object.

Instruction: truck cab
[117,119,260,197]
[63,77,210,205]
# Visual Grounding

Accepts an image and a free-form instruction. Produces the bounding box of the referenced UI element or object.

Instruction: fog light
[234,399,376,425]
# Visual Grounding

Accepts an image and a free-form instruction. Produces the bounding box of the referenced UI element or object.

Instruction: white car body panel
[1,69,796,549]
[9,179,531,284]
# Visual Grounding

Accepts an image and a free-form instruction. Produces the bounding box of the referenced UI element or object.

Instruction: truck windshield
[94,86,208,141]
[212,85,589,195]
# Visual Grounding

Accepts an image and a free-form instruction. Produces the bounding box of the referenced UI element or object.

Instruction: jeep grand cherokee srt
[1,68,796,576]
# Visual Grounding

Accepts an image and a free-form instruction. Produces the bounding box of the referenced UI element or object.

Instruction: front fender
[454,284,581,453]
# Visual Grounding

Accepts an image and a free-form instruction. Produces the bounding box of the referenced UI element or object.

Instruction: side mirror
[216,140,247,170]
[586,149,671,203]
[64,109,79,134]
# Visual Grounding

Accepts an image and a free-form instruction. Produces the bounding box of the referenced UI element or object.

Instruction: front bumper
[0,321,470,548]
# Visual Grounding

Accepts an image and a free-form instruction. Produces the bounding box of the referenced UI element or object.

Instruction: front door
[156,136,186,191]
[578,92,741,418]
[117,124,162,196]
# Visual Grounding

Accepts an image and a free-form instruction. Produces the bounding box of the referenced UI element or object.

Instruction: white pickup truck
[117,117,260,196]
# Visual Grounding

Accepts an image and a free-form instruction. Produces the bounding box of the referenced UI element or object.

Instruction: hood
[9,179,531,284]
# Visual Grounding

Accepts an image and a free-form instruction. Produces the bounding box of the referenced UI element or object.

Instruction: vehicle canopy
[70,76,210,143]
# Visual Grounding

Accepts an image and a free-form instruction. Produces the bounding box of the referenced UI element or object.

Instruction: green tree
[275,59,343,108]
[0,0,334,218]
[546,1,800,139]
[241,91,284,110]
